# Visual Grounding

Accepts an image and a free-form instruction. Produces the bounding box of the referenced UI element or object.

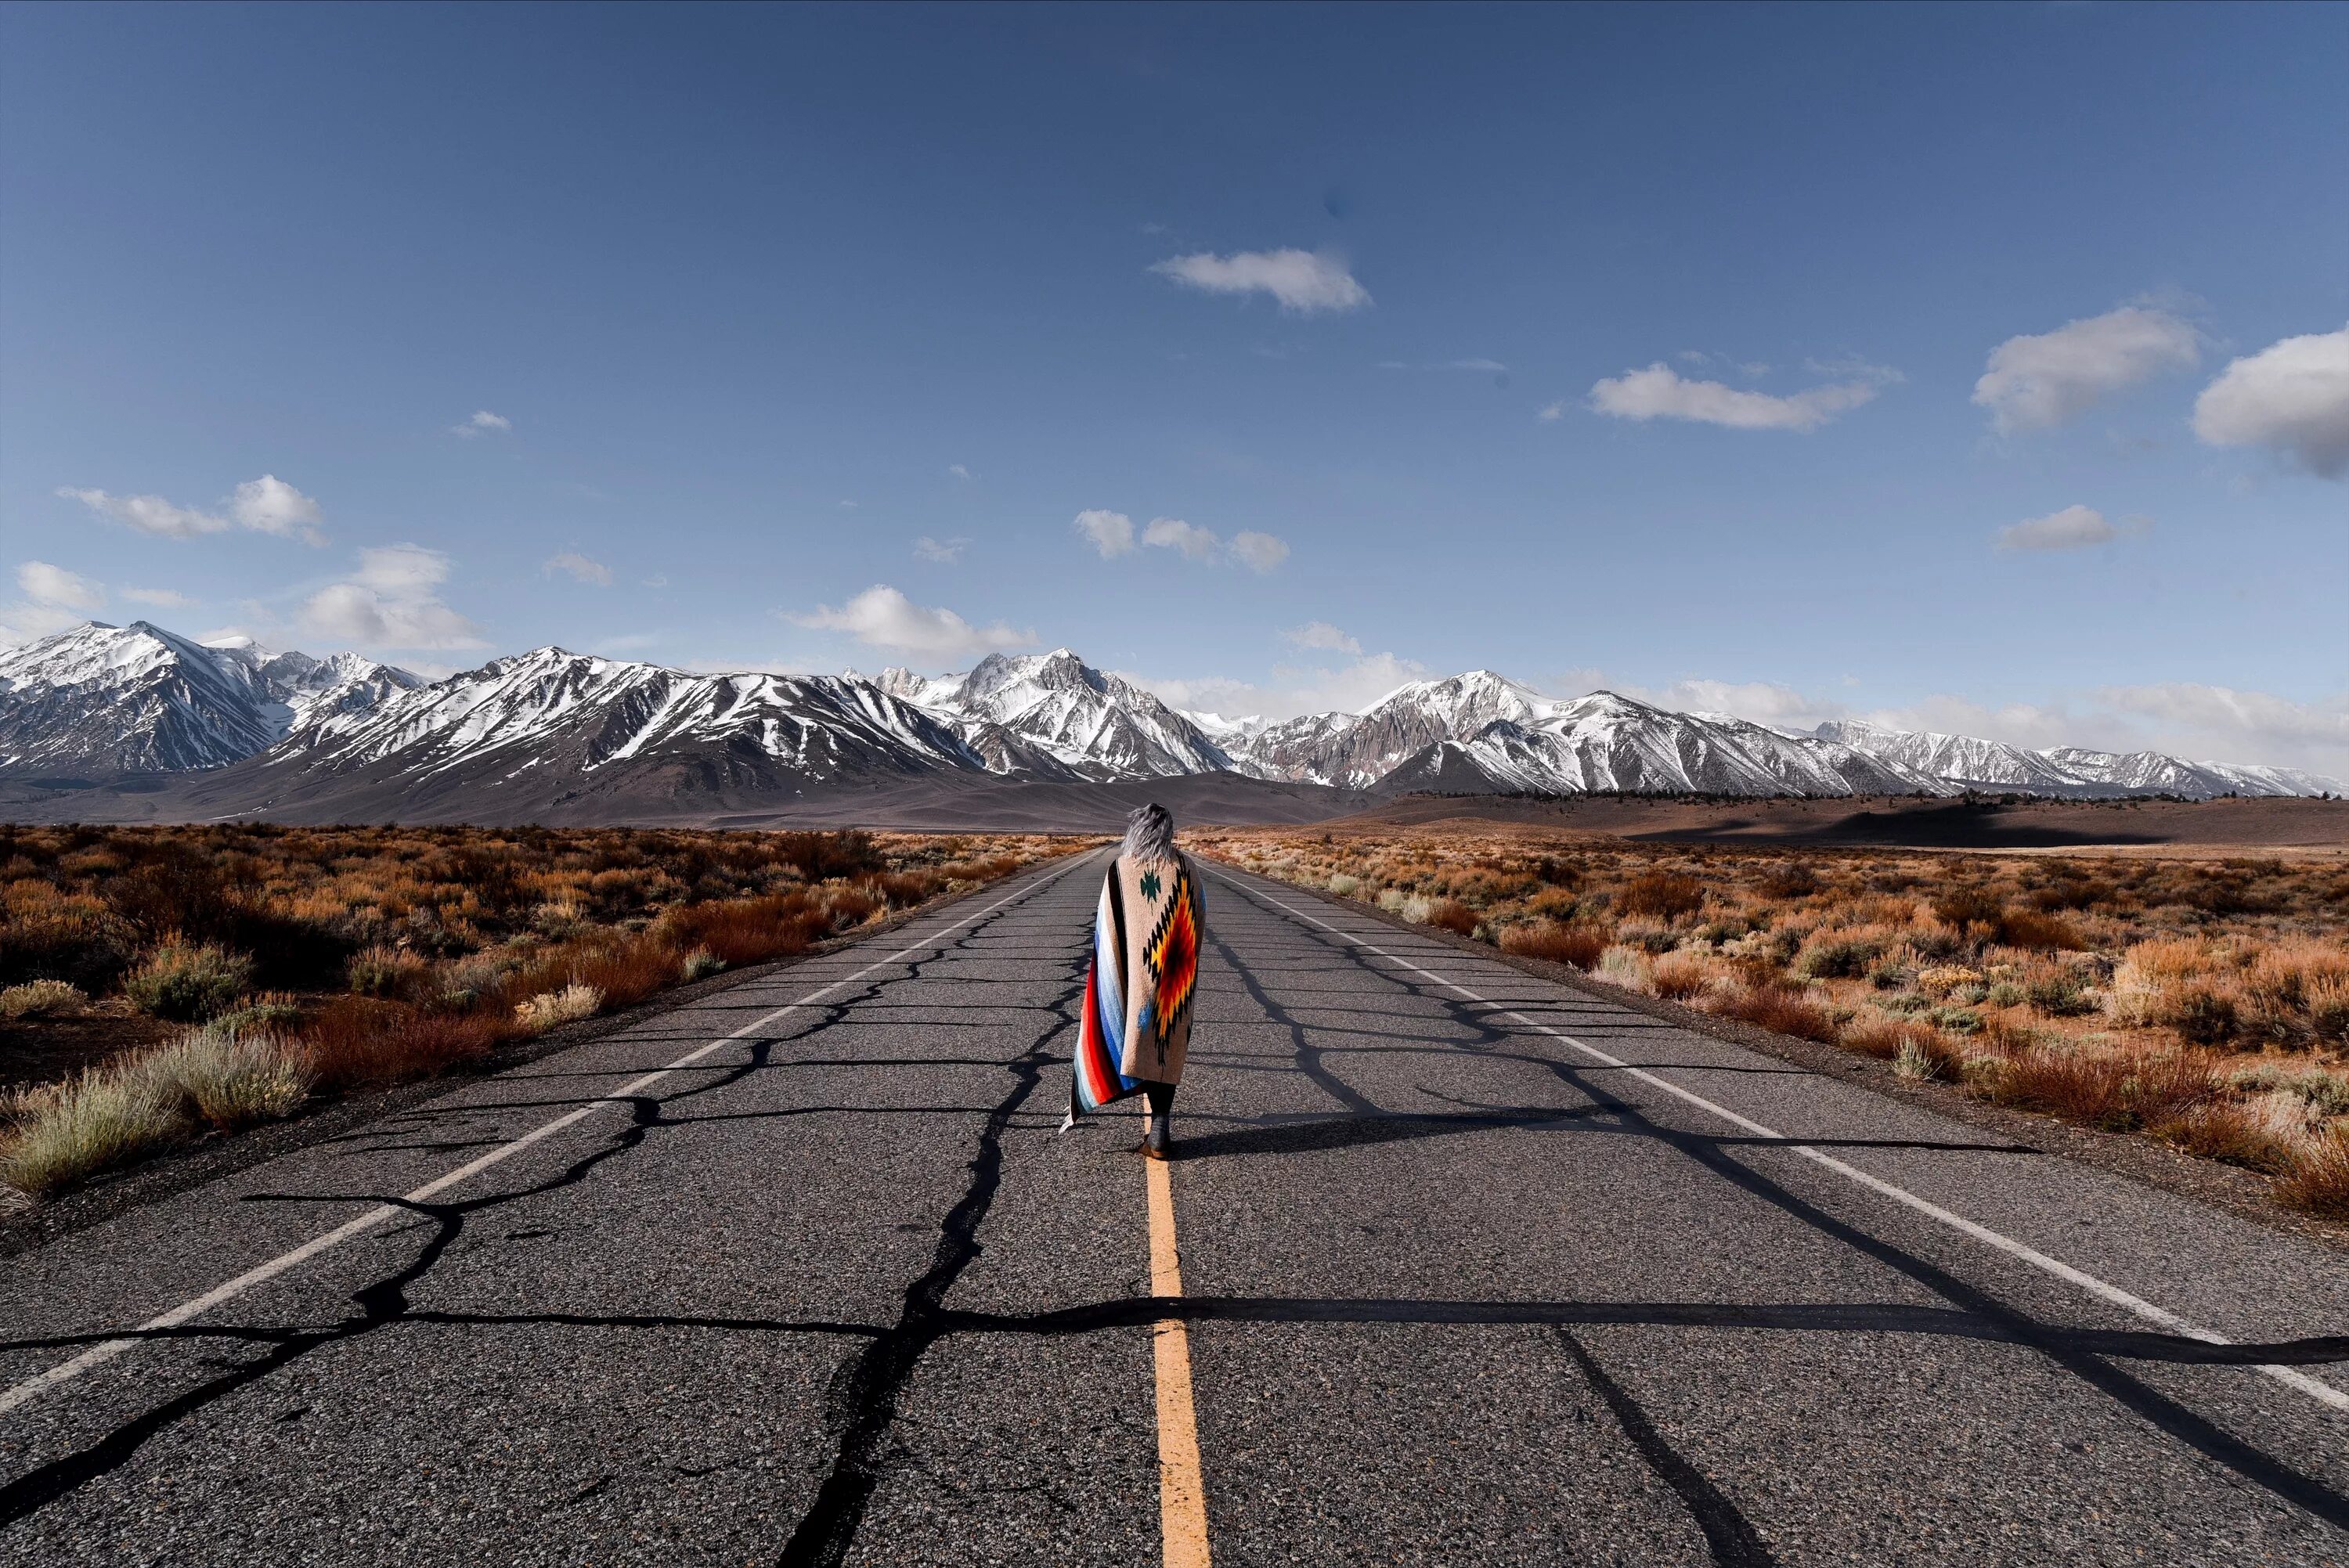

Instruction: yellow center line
[1146,1132,1213,1568]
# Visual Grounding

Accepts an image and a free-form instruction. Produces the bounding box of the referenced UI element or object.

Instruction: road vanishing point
[2,849,2346,1566]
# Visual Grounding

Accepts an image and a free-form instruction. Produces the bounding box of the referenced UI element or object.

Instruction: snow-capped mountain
[875,649,1234,780]
[267,644,990,788]
[2,621,2333,819]
[0,622,418,777]
[1814,719,2335,799]
[1373,691,1950,798]
[1233,670,1557,788]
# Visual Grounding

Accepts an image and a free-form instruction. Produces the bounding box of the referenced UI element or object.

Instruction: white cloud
[914,535,969,564]
[298,544,485,650]
[1283,621,1361,654]
[228,474,326,543]
[1081,510,1286,572]
[17,561,104,611]
[788,585,1034,662]
[1586,363,1887,431]
[453,410,511,438]
[644,574,669,588]
[2,559,109,643]
[59,475,326,542]
[1144,517,1219,560]
[2192,323,2349,479]
[1994,504,2135,553]
[1972,305,2199,434]
[1229,531,1290,573]
[56,487,227,539]
[948,463,973,481]
[543,550,614,586]
[1075,509,1136,558]
[121,586,195,608]
[1149,249,1370,314]
[1536,401,1566,421]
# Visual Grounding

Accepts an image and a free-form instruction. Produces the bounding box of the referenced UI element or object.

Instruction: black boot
[1143,1110,1171,1160]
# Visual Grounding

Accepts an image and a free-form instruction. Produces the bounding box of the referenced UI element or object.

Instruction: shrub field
[1197,825,2349,1221]
[0,823,1071,1201]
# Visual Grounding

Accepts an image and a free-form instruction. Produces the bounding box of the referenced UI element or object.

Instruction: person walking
[1064,802,1205,1159]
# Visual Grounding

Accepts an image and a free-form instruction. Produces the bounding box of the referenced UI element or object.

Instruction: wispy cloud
[1586,362,1893,431]
[1282,621,1361,654]
[914,535,969,564]
[58,474,326,543]
[1973,305,2199,434]
[1994,504,2145,553]
[543,550,614,586]
[298,545,486,650]
[1075,509,1136,558]
[948,463,973,481]
[452,409,512,438]
[788,585,1034,662]
[2192,323,2349,479]
[1142,517,1219,560]
[1228,531,1289,573]
[121,586,195,607]
[1149,248,1370,314]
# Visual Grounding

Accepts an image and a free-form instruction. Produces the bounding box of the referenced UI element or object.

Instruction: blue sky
[4,3,2345,770]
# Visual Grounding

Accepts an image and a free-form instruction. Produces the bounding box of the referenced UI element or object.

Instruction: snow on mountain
[1376,691,1952,798]
[289,647,987,784]
[1814,720,2340,799]
[1235,670,1556,788]
[5,623,2333,808]
[0,621,417,777]
[879,649,1235,780]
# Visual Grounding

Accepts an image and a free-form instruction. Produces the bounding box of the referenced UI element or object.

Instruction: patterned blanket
[1070,851,1204,1116]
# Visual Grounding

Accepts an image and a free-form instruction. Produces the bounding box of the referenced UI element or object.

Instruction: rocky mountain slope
[875,649,1232,779]
[0,622,417,777]
[1,621,2332,820]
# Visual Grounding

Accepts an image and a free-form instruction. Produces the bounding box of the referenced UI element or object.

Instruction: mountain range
[0,621,2333,824]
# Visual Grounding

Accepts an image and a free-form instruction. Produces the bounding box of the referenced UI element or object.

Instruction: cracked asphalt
[2,848,2346,1566]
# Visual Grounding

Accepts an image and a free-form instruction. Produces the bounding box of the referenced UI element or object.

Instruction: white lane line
[1213,869,2349,1416]
[0,855,1092,1421]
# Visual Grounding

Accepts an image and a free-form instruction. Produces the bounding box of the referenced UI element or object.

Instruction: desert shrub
[1991,1047,2220,1132]
[1326,874,1362,898]
[124,943,253,1023]
[1930,887,2004,932]
[1422,899,1478,936]
[2026,969,2096,1017]
[1997,909,2084,951]
[515,984,603,1032]
[680,946,726,980]
[2157,1099,2304,1174]
[1709,982,1837,1043]
[1795,932,1884,981]
[1651,952,1716,1001]
[0,885,139,990]
[1917,965,1981,998]
[1618,874,1704,921]
[348,944,431,999]
[145,1027,315,1129]
[215,994,304,1037]
[0,979,85,1019]
[1840,1014,1927,1061]
[298,998,512,1089]
[1597,945,1653,991]
[0,1066,184,1195]
[2275,1126,2349,1219]
[1502,922,1607,970]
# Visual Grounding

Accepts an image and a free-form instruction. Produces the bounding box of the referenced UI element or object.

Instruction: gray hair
[1120,802,1178,862]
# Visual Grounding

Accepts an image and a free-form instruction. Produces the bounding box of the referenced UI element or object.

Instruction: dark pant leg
[1143,1081,1176,1119]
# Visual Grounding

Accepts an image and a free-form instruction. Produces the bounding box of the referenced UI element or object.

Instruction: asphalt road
[2,849,2346,1566]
